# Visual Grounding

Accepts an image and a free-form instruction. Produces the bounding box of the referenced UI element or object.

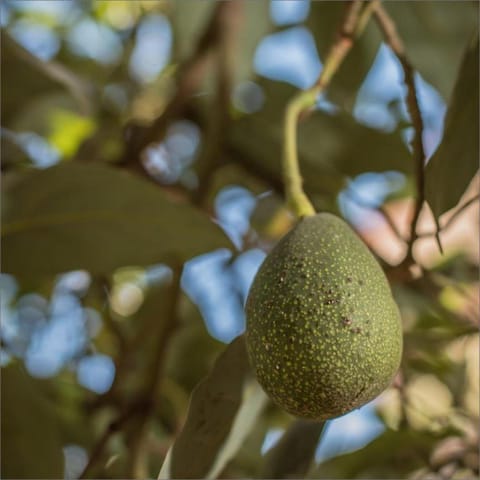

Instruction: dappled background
[1,1,479,479]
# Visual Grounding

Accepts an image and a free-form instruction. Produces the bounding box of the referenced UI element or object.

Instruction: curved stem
[283,90,318,217]
[282,0,377,218]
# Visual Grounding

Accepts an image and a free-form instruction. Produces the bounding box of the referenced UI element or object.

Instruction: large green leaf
[227,81,412,202]
[261,419,326,479]
[166,335,252,479]
[1,163,231,280]
[425,33,479,219]
[206,380,268,479]
[385,2,478,100]
[306,2,381,109]
[1,364,64,479]
[166,299,225,392]
[1,31,91,125]
[170,0,271,84]
[310,429,437,479]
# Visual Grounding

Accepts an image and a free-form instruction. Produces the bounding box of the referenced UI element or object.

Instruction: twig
[416,194,480,239]
[283,0,376,218]
[373,4,427,264]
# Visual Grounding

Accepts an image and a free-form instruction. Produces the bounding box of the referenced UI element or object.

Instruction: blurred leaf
[8,93,96,161]
[170,0,271,83]
[235,1,272,82]
[306,2,381,109]
[262,419,325,479]
[207,380,268,479]
[310,429,437,479]
[170,0,215,60]
[166,299,224,392]
[251,193,295,242]
[1,31,59,125]
[225,415,271,478]
[48,109,96,158]
[1,129,30,169]
[425,33,479,219]
[2,163,232,280]
[9,93,77,138]
[1,363,64,479]
[0,31,92,123]
[227,81,412,203]
[384,2,478,100]
[166,335,251,479]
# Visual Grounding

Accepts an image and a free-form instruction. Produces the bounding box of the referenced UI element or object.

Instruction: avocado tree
[1,1,478,479]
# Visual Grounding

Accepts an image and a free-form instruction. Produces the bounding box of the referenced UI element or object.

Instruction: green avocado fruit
[245,213,403,420]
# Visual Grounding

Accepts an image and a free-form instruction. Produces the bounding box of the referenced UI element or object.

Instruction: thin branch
[373,4,427,265]
[283,0,376,218]
[416,194,480,239]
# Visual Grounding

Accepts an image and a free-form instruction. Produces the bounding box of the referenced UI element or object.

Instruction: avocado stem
[282,0,378,219]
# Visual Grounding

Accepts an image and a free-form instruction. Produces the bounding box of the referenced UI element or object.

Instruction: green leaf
[227,81,412,201]
[1,31,91,125]
[425,33,479,220]
[261,419,326,479]
[1,364,64,479]
[166,335,252,479]
[206,380,268,479]
[384,2,478,100]
[170,0,216,60]
[235,1,272,83]
[306,2,381,109]
[170,0,271,83]
[310,429,437,479]
[2,163,232,280]
[166,299,225,392]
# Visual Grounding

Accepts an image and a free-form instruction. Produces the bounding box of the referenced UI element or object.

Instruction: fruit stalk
[282,0,378,218]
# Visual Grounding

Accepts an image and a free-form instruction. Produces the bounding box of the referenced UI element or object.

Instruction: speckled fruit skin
[245,213,403,420]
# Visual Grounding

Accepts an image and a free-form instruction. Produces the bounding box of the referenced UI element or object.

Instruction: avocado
[245,213,402,420]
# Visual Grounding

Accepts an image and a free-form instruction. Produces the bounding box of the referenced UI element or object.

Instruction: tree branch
[373,4,426,265]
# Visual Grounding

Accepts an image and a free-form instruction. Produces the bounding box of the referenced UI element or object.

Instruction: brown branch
[373,4,426,266]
